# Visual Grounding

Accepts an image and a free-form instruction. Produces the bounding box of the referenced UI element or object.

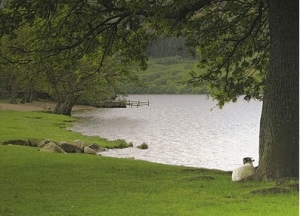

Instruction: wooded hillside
[123,37,206,94]
[123,56,206,94]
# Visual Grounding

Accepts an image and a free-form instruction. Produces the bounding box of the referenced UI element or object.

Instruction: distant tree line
[122,56,206,94]
[122,37,201,94]
[146,37,194,59]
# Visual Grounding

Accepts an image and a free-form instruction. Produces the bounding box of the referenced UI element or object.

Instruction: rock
[88,143,107,153]
[73,140,87,150]
[40,142,66,153]
[2,139,29,146]
[27,139,39,147]
[83,146,97,155]
[58,141,82,153]
[38,139,55,148]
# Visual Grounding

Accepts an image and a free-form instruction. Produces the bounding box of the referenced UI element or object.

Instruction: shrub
[137,142,148,149]
[114,139,133,148]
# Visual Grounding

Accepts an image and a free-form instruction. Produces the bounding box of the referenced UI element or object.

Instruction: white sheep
[232,157,255,182]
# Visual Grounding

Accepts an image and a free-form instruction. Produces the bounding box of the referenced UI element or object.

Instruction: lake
[72,94,262,171]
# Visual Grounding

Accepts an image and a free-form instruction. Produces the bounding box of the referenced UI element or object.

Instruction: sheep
[232,157,255,182]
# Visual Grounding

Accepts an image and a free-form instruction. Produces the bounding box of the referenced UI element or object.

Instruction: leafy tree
[0,31,35,103]
[1,0,298,180]
[154,0,298,180]
[1,2,146,115]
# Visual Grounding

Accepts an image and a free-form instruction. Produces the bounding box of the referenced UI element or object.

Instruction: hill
[123,56,206,94]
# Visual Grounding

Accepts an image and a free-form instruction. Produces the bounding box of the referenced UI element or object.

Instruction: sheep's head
[243,157,254,164]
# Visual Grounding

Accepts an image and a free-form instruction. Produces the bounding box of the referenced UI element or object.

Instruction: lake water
[72,94,262,171]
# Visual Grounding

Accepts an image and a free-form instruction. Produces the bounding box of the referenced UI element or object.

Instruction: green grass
[0,110,129,148]
[0,110,298,216]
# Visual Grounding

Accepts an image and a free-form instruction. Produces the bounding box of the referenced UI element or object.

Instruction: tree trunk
[20,89,34,104]
[54,101,74,116]
[20,90,29,104]
[9,84,18,104]
[256,0,299,180]
[54,94,79,116]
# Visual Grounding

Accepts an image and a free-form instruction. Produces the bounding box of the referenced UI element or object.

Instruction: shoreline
[0,101,97,113]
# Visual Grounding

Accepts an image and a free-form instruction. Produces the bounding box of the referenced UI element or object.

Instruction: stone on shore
[84,146,98,155]
[40,142,67,153]
[88,143,107,153]
[58,141,83,153]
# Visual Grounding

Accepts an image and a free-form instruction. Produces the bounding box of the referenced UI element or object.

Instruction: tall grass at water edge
[0,110,298,216]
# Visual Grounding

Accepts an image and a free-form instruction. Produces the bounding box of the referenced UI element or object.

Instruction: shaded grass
[0,110,298,215]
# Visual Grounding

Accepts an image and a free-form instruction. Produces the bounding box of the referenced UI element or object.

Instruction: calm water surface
[72,95,262,171]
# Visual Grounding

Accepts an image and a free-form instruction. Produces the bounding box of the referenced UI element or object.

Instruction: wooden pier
[95,99,149,108]
[126,100,150,108]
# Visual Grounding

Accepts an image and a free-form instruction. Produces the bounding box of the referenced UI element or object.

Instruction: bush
[114,139,133,148]
[137,142,148,149]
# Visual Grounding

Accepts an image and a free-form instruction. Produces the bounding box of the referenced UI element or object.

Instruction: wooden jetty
[126,100,150,108]
[95,99,149,108]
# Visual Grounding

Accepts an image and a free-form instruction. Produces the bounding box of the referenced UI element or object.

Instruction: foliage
[109,138,133,149]
[0,0,269,107]
[137,142,148,149]
[170,1,269,107]
[123,56,207,94]
[0,1,155,114]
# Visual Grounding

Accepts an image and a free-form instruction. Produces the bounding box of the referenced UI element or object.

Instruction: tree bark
[9,83,18,104]
[256,0,299,180]
[54,101,74,116]
[20,89,36,104]
[53,94,79,116]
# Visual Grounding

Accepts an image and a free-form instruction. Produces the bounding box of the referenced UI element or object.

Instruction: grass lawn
[0,110,130,148]
[0,110,298,216]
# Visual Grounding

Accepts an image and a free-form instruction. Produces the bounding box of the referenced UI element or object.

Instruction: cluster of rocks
[2,139,107,155]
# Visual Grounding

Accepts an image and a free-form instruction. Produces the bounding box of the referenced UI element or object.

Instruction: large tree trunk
[256,0,299,180]
[54,94,79,116]
[54,101,74,116]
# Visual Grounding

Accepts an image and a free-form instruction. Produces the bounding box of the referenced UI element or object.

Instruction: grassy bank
[0,110,298,215]
[0,110,129,148]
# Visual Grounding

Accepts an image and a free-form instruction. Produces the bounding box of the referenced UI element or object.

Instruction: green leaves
[170,0,269,105]
[1,0,270,107]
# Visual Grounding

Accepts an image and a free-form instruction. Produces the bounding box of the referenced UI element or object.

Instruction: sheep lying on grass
[232,157,255,182]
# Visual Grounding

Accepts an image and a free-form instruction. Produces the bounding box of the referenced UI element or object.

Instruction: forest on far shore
[122,37,207,94]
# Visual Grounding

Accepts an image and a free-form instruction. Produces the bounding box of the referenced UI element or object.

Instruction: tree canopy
[1,0,269,106]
